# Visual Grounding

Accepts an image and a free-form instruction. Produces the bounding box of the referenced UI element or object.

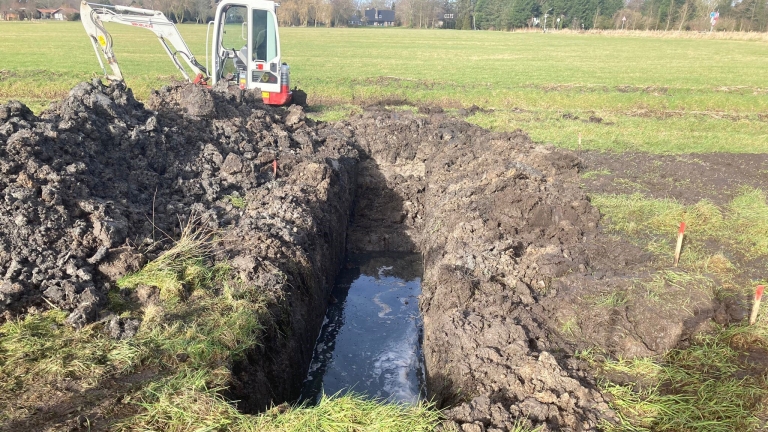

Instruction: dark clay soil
[1,83,758,432]
[580,151,768,206]
[0,80,358,429]
[343,112,739,431]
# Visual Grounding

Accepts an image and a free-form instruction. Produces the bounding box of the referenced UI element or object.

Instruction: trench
[296,148,428,405]
[227,109,615,430]
[299,252,425,404]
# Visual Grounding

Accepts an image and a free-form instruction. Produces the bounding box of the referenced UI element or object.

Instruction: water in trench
[299,252,426,405]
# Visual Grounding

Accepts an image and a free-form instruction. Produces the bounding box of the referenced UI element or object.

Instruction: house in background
[53,6,77,19]
[35,8,57,18]
[34,6,77,19]
[348,14,362,26]
[364,8,395,26]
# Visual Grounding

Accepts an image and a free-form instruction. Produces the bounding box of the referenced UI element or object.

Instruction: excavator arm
[81,1,208,82]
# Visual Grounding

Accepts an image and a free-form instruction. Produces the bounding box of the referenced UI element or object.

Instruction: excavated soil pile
[1,82,721,431]
[0,80,357,410]
[344,111,717,431]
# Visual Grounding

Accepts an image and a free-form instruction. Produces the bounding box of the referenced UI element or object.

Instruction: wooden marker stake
[273,160,278,178]
[578,133,582,152]
[673,222,686,267]
[750,285,765,325]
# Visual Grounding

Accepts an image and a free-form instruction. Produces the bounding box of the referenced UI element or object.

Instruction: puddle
[299,252,425,405]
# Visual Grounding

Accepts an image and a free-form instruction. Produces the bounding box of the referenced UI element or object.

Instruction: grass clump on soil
[225,194,247,209]
[250,394,440,432]
[591,188,768,261]
[0,223,442,430]
[0,309,130,391]
[125,381,441,432]
[581,323,768,432]
[728,188,768,258]
[116,224,227,299]
[586,188,768,431]
[580,169,611,179]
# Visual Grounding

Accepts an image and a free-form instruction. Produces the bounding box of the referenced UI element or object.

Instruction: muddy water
[299,252,425,405]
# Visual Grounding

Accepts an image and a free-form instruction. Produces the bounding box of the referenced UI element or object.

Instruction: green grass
[593,291,629,308]
[560,316,580,337]
[225,194,247,209]
[579,323,768,432]
[591,189,768,261]
[585,189,768,431]
[729,188,768,258]
[1,22,767,152]
[581,168,611,179]
[0,222,441,430]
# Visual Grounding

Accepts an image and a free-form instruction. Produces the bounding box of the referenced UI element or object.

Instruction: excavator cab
[212,0,291,105]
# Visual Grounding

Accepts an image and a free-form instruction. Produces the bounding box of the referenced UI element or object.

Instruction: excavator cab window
[251,9,276,63]
[219,5,248,79]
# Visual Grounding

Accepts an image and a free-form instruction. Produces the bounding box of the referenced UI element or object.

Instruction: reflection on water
[299,253,425,405]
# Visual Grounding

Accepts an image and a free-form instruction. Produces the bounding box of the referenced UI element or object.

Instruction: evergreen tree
[458,0,473,28]
[644,0,686,29]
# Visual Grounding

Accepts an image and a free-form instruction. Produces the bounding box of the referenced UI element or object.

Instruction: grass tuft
[728,188,768,258]
[251,393,441,432]
[0,310,124,391]
[0,220,443,430]
[225,194,247,209]
[596,326,768,432]
[581,169,611,179]
[117,222,224,299]
[594,291,629,308]
[593,189,768,261]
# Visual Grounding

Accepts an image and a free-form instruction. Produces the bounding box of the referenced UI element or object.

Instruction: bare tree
[665,0,674,30]
[331,0,355,25]
[677,0,689,30]
[297,0,310,25]
[191,0,210,23]
[276,0,299,25]
[170,0,187,22]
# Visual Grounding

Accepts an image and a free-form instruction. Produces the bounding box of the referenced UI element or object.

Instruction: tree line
[125,0,768,32]
[6,0,765,32]
[464,0,768,31]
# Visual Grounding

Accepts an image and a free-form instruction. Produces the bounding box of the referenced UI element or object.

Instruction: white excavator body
[80,0,292,105]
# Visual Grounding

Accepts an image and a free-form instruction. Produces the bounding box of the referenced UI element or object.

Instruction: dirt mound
[0,80,357,410]
[343,110,717,431]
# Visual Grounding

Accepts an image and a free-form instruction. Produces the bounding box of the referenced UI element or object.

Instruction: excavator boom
[81,1,207,82]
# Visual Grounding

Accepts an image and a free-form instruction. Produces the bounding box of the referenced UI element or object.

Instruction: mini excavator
[80,0,292,105]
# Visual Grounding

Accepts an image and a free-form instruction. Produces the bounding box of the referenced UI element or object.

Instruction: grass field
[1,21,766,153]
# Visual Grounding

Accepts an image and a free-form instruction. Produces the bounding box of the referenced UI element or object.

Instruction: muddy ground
[580,151,768,206]
[1,80,358,429]
[1,83,762,431]
[344,111,755,431]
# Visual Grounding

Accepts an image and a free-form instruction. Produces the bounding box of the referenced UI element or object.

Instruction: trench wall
[344,111,612,430]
